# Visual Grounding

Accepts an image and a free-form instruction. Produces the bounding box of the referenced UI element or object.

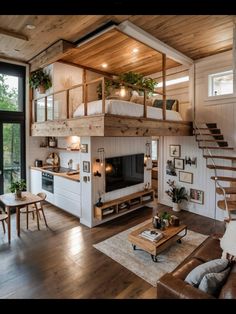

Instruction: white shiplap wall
[158,50,235,222]
[79,136,152,227]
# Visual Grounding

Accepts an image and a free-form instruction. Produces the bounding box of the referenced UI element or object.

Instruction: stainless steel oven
[42,172,54,194]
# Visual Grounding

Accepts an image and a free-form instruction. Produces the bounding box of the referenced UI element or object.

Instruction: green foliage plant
[29,69,52,91]
[9,179,26,193]
[165,179,188,204]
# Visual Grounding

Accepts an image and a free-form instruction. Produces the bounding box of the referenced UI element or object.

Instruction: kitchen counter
[30,166,80,182]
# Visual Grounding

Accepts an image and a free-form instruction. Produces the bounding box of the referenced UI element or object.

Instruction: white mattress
[73,99,182,121]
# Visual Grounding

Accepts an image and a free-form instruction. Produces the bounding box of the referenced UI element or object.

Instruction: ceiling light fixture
[26,24,36,30]
[101,63,108,68]
[132,48,139,53]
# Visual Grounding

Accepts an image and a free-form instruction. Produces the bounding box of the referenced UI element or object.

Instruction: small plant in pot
[29,69,52,94]
[165,179,188,212]
[9,179,27,199]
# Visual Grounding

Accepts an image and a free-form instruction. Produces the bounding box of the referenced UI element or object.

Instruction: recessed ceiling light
[102,63,108,68]
[26,24,36,30]
[132,48,139,53]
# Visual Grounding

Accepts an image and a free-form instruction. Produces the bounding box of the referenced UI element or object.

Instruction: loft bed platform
[30,75,193,137]
[31,114,193,137]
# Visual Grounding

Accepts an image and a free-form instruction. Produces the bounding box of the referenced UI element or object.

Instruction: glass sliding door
[0,123,23,193]
[0,61,25,195]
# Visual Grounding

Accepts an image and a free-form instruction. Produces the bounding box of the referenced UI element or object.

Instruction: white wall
[79,136,152,227]
[158,50,236,222]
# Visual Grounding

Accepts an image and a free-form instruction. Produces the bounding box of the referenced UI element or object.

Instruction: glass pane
[36,99,45,122]
[213,73,233,96]
[152,140,158,160]
[47,95,53,120]
[3,123,21,193]
[54,92,67,120]
[0,74,22,111]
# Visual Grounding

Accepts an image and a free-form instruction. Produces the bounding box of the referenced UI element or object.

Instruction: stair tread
[196,139,227,142]
[207,165,236,171]
[197,128,220,130]
[216,187,236,195]
[211,176,236,182]
[195,133,224,136]
[217,200,236,211]
[199,146,234,150]
[203,155,236,160]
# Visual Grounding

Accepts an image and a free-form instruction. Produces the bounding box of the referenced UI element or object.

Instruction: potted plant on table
[165,179,188,212]
[29,69,52,94]
[9,179,27,199]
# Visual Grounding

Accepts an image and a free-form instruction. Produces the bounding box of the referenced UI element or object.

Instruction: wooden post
[66,90,70,118]
[83,69,87,116]
[143,89,147,118]
[45,96,47,121]
[162,53,166,120]
[102,77,105,114]
[84,84,88,116]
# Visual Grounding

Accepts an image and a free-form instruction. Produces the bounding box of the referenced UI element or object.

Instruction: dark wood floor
[0,200,224,299]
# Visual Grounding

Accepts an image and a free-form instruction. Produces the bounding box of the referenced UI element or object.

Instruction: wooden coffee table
[128,220,187,262]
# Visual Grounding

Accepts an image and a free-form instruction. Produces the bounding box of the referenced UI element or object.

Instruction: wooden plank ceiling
[0,15,234,63]
[60,28,179,75]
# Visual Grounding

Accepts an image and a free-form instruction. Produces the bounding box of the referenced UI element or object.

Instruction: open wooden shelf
[40,146,80,151]
[94,189,154,221]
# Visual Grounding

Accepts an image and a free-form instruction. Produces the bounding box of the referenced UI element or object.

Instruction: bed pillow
[130,94,153,106]
[198,267,230,296]
[184,258,229,287]
[153,99,178,110]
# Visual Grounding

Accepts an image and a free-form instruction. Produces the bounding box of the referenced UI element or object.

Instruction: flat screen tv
[105,153,144,192]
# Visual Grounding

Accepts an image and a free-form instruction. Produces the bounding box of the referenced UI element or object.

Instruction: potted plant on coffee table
[165,179,188,212]
[9,179,27,199]
[29,69,52,94]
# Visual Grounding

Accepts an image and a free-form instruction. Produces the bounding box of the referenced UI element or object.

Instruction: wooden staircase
[194,122,236,220]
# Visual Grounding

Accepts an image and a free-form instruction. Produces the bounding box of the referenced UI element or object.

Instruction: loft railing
[31,75,165,123]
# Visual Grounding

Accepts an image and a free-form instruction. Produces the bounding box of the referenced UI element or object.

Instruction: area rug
[93,220,208,287]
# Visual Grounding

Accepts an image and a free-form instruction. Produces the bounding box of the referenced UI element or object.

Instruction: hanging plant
[29,69,52,93]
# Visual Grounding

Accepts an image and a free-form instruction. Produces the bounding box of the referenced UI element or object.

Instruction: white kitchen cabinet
[30,169,81,218]
[30,169,42,194]
[54,176,81,217]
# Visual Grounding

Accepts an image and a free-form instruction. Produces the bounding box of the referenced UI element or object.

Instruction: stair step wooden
[203,155,236,161]
[211,176,236,182]
[217,200,236,211]
[195,133,224,136]
[199,146,233,150]
[197,128,220,131]
[207,165,236,171]
[196,139,227,143]
[216,187,236,195]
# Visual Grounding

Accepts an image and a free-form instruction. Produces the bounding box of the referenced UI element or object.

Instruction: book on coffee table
[140,229,163,242]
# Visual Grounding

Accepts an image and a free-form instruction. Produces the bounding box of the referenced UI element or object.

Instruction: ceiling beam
[29,40,75,72]
[118,21,193,67]
[0,27,28,41]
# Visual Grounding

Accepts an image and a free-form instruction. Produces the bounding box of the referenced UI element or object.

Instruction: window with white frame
[208,70,233,97]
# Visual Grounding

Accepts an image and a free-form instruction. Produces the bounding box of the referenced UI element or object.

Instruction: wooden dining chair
[0,211,8,233]
[19,192,48,230]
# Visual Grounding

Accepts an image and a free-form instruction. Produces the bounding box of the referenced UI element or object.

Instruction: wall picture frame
[179,171,193,184]
[190,188,204,204]
[83,161,90,173]
[169,145,181,157]
[174,158,185,170]
[80,144,88,153]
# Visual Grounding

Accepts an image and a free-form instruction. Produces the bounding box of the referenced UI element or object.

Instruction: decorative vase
[172,202,181,212]
[15,190,22,199]
[37,85,46,94]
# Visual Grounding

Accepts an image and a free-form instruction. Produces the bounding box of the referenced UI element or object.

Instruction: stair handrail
[193,120,230,222]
